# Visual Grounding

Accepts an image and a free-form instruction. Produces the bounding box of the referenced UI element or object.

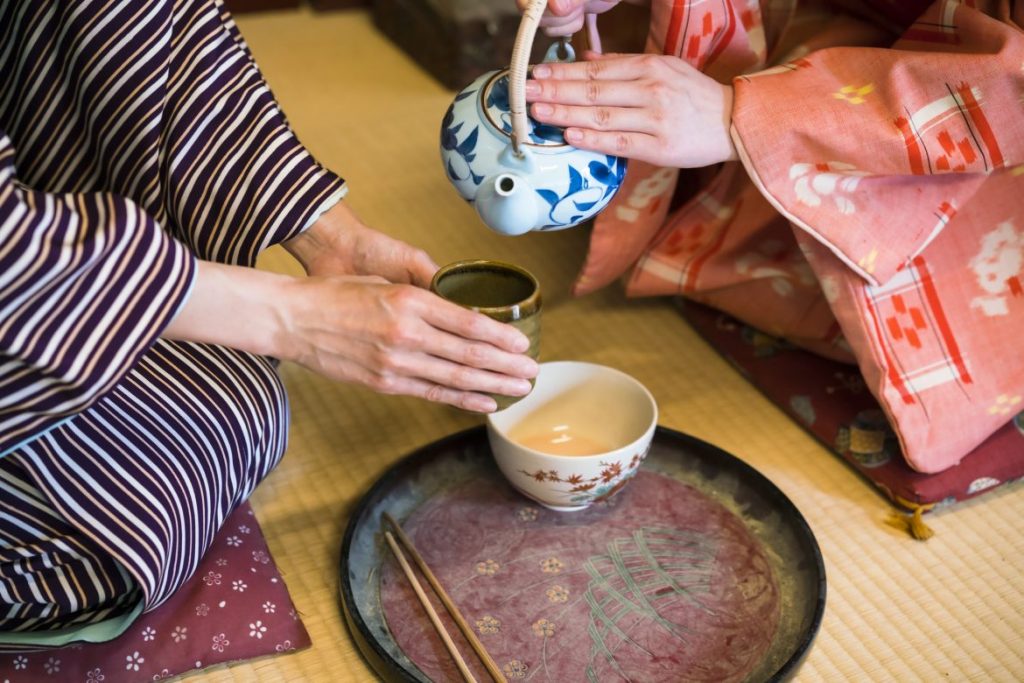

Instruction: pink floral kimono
[577,0,1023,473]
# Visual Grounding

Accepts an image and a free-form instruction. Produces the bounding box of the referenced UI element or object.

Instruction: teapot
[439,2,626,236]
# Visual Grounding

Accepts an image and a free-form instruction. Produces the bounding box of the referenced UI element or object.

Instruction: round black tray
[339,425,825,682]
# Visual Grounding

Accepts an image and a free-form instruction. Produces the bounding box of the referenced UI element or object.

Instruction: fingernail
[566,128,583,142]
[525,81,541,96]
[532,64,551,79]
[533,103,553,116]
[476,397,498,413]
[512,380,533,396]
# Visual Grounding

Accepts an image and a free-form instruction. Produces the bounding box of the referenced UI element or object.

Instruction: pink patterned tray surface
[380,470,780,682]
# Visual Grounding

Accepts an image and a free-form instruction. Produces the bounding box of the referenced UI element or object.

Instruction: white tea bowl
[486,361,657,511]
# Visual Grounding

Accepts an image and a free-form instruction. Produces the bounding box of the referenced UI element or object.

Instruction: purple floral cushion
[0,503,309,682]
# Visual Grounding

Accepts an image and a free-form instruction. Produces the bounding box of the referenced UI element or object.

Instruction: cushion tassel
[885,498,935,540]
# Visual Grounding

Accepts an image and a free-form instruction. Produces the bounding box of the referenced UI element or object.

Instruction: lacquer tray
[339,425,825,682]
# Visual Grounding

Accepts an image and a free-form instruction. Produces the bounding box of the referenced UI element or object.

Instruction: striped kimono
[0,0,345,644]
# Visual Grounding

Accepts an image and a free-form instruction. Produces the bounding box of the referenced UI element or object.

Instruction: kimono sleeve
[161,0,347,267]
[0,133,196,456]
[730,1,1024,286]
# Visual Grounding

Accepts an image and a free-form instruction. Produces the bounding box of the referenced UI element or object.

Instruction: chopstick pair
[382,512,507,683]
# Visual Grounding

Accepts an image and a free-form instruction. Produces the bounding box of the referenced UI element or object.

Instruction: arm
[150,1,540,413]
[167,203,539,413]
[0,133,196,455]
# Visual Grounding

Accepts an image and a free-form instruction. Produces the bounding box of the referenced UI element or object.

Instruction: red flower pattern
[517,448,650,504]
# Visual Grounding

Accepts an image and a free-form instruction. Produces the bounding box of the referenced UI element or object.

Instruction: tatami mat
[185,8,1024,682]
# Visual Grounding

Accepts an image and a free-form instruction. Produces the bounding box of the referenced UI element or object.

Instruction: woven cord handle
[509,2,599,155]
[508,0,546,155]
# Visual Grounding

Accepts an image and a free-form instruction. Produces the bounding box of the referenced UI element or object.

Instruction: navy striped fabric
[0,0,346,638]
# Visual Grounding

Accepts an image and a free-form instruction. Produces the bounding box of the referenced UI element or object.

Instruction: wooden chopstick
[383,530,478,683]
[382,512,508,683]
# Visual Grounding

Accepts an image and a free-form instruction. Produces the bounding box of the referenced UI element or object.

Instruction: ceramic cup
[430,259,541,410]
[486,361,657,511]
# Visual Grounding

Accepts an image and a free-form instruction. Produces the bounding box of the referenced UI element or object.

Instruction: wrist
[164,260,299,361]
[282,201,360,274]
[282,226,324,273]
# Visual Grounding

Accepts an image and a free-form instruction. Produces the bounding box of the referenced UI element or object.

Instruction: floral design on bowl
[517,448,651,506]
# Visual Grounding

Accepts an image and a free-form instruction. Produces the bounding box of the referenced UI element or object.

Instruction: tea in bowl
[486,361,657,511]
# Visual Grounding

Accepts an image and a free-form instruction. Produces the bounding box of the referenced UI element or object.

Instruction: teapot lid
[481,71,567,148]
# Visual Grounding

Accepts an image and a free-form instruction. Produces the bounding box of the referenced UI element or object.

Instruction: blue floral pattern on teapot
[440,45,627,236]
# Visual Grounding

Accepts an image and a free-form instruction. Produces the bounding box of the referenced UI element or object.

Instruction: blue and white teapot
[440,2,626,236]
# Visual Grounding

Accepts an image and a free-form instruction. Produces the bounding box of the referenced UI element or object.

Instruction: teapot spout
[475,173,541,236]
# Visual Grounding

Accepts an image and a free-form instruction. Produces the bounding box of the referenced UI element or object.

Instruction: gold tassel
[884,497,936,540]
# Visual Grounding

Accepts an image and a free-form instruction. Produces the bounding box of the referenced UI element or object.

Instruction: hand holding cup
[431,260,542,410]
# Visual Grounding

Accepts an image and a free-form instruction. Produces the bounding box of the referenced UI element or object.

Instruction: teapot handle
[508,2,600,155]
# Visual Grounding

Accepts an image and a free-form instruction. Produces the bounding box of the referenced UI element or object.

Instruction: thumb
[403,249,440,289]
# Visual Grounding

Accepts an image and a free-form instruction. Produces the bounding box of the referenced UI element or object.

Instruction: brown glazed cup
[430,259,541,410]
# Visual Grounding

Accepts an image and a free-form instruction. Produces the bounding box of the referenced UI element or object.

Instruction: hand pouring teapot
[440,1,627,236]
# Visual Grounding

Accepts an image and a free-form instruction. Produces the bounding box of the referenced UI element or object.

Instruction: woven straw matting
[185,8,1024,682]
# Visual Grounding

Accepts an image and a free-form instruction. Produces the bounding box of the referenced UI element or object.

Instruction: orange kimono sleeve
[731,1,1024,472]
[730,1,1023,286]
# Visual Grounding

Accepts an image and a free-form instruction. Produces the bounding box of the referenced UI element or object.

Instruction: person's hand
[279,203,537,411]
[283,202,436,287]
[169,204,538,412]
[279,273,538,413]
[518,0,621,37]
[525,52,737,168]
